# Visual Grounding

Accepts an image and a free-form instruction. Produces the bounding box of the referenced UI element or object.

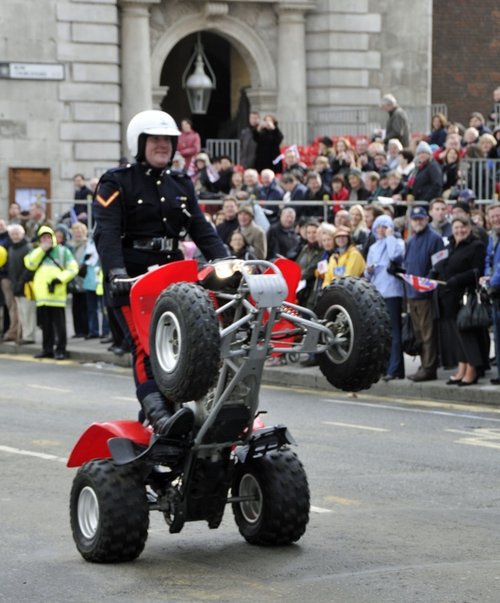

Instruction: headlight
[213,259,245,279]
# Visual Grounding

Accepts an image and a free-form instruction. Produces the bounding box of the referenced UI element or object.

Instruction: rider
[93,110,228,437]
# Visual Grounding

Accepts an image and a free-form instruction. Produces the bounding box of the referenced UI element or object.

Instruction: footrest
[108,435,187,465]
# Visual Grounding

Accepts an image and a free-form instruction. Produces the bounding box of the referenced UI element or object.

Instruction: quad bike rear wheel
[70,459,149,563]
[149,282,221,403]
[314,277,391,392]
[232,449,310,545]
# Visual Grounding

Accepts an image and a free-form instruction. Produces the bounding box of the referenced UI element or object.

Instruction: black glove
[47,278,62,293]
[387,261,404,276]
[78,264,88,277]
[109,267,132,297]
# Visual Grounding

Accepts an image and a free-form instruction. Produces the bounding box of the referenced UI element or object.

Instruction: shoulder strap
[44,249,65,271]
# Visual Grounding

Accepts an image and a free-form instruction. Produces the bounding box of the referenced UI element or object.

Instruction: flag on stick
[397,273,444,292]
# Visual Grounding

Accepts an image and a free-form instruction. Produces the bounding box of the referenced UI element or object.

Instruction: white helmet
[126,110,181,160]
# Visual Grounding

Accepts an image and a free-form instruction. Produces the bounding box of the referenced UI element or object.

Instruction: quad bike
[68,258,390,563]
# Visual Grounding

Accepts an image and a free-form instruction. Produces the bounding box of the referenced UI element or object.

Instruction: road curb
[262,365,500,406]
[0,341,132,368]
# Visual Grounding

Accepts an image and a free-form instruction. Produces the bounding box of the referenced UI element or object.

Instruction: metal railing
[313,103,448,139]
[206,139,240,166]
[32,192,500,244]
[42,198,95,231]
[203,104,449,163]
[278,121,312,147]
[492,103,500,128]
[459,158,500,201]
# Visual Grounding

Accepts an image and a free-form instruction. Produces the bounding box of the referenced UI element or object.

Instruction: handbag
[67,276,85,294]
[402,312,419,356]
[456,288,491,331]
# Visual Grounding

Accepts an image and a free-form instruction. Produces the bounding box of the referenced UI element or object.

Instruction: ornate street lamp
[182,33,216,115]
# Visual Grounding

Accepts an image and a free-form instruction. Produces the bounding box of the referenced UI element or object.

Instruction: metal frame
[191,259,334,452]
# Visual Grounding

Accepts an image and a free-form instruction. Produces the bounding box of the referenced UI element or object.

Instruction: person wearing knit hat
[237,203,267,260]
[323,226,366,287]
[415,140,432,156]
[55,223,71,247]
[408,139,443,203]
[238,203,254,218]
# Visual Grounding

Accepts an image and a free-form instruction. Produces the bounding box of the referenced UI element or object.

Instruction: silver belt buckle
[161,237,173,251]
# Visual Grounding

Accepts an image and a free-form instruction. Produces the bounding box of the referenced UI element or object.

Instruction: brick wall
[432,0,500,127]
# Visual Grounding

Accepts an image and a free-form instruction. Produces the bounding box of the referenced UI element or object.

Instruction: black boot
[141,392,194,438]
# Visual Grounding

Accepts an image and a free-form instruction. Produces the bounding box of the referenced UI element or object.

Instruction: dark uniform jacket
[93,162,227,303]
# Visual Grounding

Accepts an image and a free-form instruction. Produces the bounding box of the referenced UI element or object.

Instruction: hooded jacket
[24,225,78,307]
[364,215,405,298]
[323,231,366,288]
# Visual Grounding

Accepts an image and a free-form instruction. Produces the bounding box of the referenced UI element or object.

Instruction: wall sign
[0,62,65,80]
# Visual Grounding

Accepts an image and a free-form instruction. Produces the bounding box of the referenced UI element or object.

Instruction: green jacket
[24,225,78,307]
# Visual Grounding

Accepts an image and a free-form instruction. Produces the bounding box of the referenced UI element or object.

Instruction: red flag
[398,273,441,292]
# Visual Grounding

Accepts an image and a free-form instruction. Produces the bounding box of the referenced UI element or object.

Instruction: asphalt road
[1,354,500,603]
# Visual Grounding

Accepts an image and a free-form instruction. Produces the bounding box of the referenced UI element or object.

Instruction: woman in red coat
[177,118,201,170]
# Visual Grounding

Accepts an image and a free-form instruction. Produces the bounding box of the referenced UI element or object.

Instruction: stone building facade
[0,0,495,216]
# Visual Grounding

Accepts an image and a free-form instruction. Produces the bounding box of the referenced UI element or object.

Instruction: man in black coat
[6,224,36,343]
[216,196,240,245]
[266,207,301,261]
[73,174,93,222]
[381,94,411,148]
[281,172,309,220]
[93,110,228,437]
[239,111,260,169]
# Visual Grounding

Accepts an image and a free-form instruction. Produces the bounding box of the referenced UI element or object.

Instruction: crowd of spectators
[1,95,500,384]
[0,191,126,359]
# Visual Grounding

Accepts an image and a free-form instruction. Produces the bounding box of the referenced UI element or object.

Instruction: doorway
[160,31,250,144]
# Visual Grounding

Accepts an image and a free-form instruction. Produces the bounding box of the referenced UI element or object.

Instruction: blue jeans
[86,291,101,337]
[385,296,405,378]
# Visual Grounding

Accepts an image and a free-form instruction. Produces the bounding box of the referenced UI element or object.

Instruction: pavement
[2,331,500,407]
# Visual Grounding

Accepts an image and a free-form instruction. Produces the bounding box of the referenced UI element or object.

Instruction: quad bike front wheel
[232,449,310,545]
[149,282,221,404]
[70,459,149,563]
[314,277,391,392]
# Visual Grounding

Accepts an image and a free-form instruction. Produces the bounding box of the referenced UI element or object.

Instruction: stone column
[152,86,169,110]
[276,2,315,145]
[246,88,278,116]
[118,0,160,154]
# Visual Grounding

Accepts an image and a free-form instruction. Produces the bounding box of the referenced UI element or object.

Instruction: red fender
[67,417,267,467]
[266,259,302,354]
[130,259,199,355]
[67,420,152,467]
[271,258,301,303]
